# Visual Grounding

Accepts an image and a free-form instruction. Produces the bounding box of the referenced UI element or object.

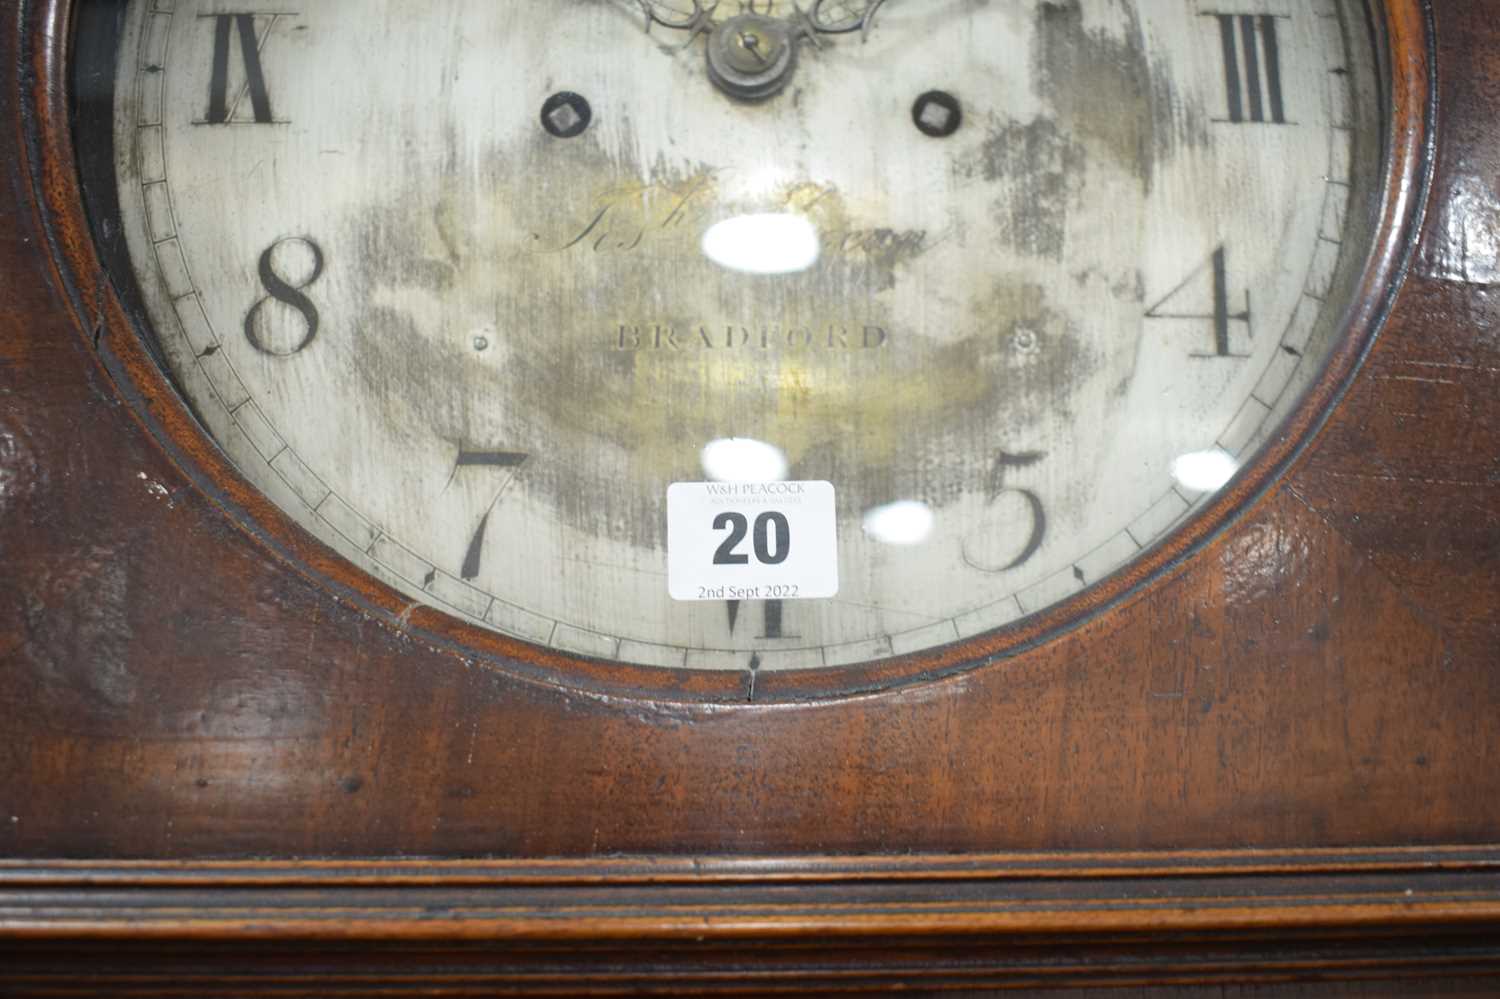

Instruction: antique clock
[3,0,1500,993]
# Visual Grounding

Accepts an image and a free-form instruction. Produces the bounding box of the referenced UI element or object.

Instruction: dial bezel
[47,0,1432,703]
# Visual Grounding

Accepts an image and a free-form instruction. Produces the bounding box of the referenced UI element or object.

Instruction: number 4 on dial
[1145,245,1252,359]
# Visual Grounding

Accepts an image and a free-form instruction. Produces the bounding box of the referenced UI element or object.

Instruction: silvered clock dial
[99,0,1385,673]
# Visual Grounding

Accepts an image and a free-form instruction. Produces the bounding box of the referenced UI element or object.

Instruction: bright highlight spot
[701,213,820,275]
[862,500,935,546]
[701,438,789,483]
[1171,448,1240,493]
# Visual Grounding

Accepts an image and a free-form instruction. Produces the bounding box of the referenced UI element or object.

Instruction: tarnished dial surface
[107,0,1383,673]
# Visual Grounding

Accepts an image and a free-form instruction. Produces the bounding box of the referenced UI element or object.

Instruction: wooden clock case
[4,0,1500,993]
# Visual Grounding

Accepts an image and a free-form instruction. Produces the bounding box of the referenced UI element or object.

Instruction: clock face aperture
[100,0,1383,673]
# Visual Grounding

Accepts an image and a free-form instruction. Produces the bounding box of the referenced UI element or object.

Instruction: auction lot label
[667,482,839,601]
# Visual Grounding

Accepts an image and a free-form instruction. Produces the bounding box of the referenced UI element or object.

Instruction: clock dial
[103,0,1383,672]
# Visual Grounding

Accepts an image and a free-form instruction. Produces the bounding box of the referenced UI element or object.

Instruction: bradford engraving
[615,323,890,350]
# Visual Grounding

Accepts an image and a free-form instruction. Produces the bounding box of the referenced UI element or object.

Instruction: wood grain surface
[3,0,1500,993]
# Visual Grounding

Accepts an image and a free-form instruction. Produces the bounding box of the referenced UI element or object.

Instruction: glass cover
[97,0,1384,672]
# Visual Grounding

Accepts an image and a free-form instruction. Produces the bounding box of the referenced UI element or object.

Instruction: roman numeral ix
[198,12,294,125]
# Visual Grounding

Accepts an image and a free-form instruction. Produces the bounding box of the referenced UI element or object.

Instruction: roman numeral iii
[1209,13,1288,124]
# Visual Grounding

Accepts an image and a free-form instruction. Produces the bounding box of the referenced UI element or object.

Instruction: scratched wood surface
[3,0,1500,993]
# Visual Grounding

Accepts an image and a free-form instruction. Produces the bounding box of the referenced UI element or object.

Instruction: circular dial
[104,0,1383,673]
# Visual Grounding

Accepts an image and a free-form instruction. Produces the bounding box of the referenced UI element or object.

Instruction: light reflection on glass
[701,437,789,482]
[701,213,820,275]
[862,500,935,546]
[1171,447,1240,493]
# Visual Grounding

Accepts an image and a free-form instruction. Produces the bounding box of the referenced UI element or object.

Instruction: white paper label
[667,481,839,601]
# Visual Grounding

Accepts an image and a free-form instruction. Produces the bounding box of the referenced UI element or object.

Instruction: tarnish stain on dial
[342,193,1111,547]
[1034,0,1206,187]
[969,279,1102,416]
[958,3,1209,269]
[328,8,1163,551]
[969,117,1085,260]
[336,127,1043,545]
